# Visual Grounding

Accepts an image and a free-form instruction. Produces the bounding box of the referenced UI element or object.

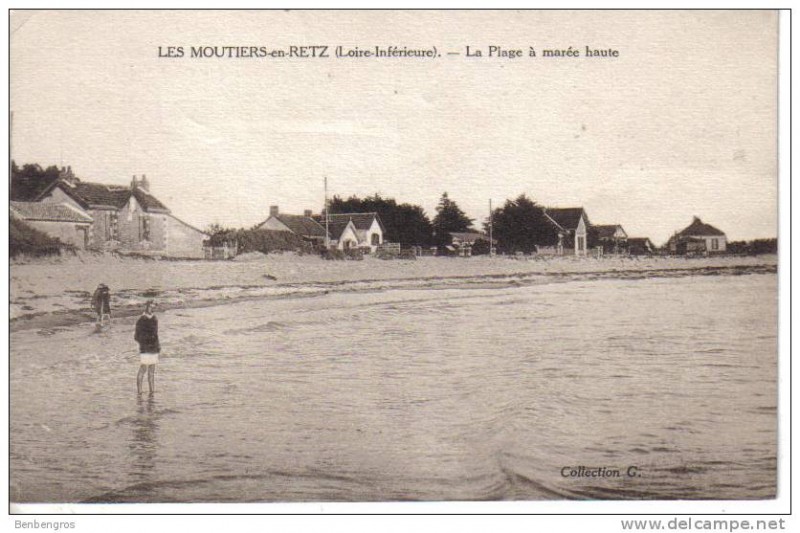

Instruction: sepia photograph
[7,8,786,516]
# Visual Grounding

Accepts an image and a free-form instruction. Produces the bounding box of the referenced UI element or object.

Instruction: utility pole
[324,177,330,249]
[489,198,494,256]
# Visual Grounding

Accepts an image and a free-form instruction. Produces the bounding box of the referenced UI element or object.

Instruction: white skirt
[140,352,159,365]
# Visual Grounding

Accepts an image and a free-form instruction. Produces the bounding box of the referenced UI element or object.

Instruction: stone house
[19,169,207,258]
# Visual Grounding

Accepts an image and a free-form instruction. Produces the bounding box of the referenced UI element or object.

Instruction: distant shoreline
[10,254,777,333]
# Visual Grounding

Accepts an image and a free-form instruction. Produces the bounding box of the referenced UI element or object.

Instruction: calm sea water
[10,272,777,502]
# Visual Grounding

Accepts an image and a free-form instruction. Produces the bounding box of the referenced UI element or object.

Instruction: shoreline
[11,256,777,333]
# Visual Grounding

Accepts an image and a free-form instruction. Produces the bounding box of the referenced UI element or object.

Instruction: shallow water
[10,272,777,502]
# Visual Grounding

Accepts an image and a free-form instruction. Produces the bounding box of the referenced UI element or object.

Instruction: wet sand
[10,253,778,332]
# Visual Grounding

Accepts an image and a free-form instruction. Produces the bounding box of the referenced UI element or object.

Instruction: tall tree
[485,194,557,253]
[432,192,474,246]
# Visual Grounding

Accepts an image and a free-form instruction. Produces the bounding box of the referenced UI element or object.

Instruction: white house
[317,212,385,253]
[545,207,591,256]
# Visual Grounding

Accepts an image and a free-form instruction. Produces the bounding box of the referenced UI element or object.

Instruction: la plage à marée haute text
[157,45,620,59]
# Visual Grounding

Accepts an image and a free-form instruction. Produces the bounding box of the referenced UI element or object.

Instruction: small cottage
[668,217,727,254]
[317,213,385,253]
[592,224,628,254]
[627,237,655,256]
[257,206,328,246]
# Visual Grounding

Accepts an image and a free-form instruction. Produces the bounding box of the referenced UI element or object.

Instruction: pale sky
[10,10,778,244]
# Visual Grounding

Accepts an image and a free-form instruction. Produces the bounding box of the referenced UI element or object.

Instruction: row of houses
[254,204,727,257]
[10,167,728,258]
[257,206,386,253]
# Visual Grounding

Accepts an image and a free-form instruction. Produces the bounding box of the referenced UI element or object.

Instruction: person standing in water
[135,301,160,394]
[91,283,111,326]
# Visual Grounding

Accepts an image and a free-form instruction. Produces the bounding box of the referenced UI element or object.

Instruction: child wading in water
[91,283,111,327]
[135,301,160,394]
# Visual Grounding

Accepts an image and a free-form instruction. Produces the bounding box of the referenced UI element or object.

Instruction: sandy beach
[10,253,777,331]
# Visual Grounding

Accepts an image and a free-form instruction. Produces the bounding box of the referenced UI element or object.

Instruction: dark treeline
[484,194,557,254]
[726,239,778,255]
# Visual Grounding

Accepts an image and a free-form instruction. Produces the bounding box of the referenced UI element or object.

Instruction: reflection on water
[129,395,158,484]
[10,273,778,502]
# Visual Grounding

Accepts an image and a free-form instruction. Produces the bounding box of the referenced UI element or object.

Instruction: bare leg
[147,365,156,394]
[137,365,147,394]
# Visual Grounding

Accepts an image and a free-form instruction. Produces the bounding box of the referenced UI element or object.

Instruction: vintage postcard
[8,9,786,516]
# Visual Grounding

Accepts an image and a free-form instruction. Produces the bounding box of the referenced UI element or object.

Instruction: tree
[432,192,474,246]
[485,194,557,254]
[11,162,63,201]
[327,193,434,246]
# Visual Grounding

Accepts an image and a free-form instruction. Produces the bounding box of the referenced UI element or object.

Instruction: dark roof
[55,181,131,208]
[677,217,725,237]
[546,207,588,231]
[326,219,354,241]
[37,179,170,213]
[318,212,385,233]
[593,224,626,240]
[275,214,328,238]
[132,188,169,212]
[627,237,653,246]
[11,201,93,223]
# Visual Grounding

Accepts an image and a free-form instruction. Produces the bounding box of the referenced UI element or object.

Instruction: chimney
[131,174,138,189]
[59,166,77,184]
[270,205,279,217]
[140,174,150,192]
[304,209,312,217]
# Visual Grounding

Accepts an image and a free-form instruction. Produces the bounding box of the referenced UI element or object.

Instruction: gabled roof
[677,217,726,237]
[318,212,386,233]
[627,237,653,246]
[545,207,589,231]
[11,201,93,224]
[593,224,627,240]
[37,179,170,213]
[272,214,328,238]
[132,188,170,213]
[326,219,356,241]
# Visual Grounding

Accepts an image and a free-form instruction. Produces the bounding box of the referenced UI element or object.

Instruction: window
[109,212,118,240]
[140,215,151,242]
[577,236,585,251]
[711,238,719,250]
[371,233,380,246]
